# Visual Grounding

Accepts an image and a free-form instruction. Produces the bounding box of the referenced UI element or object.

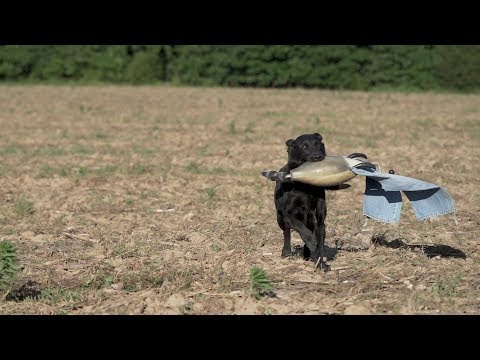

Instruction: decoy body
[261,155,376,187]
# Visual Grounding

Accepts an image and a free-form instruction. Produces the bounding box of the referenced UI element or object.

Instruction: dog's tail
[261,170,291,182]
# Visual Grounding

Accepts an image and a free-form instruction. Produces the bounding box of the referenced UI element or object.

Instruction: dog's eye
[302,144,309,150]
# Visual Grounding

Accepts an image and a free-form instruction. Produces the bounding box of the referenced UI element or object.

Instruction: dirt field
[0,85,478,315]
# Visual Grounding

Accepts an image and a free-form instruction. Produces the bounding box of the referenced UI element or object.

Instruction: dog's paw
[281,248,293,257]
[302,245,311,260]
[315,261,331,273]
[320,262,331,273]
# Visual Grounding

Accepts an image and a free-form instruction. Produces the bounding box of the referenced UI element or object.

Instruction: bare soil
[0,85,478,314]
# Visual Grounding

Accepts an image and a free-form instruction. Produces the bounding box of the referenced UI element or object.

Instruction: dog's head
[286,133,326,169]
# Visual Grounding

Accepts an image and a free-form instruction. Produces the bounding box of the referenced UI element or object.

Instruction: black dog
[274,133,331,270]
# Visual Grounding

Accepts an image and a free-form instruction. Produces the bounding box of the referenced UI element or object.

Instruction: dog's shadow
[372,236,467,259]
[293,236,466,260]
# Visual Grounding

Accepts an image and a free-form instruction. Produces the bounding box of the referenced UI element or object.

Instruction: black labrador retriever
[274,133,363,271]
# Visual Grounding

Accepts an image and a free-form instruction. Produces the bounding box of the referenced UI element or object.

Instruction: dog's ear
[286,139,294,147]
[314,133,323,140]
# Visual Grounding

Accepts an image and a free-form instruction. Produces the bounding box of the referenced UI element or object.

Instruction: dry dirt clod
[183,212,195,221]
[344,304,371,315]
[164,294,187,309]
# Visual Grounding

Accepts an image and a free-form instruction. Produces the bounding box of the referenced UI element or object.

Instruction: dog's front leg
[281,228,293,257]
[313,224,329,271]
[288,219,317,255]
[313,198,329,271]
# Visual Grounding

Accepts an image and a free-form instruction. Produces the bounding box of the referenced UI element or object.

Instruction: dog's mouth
[308,154,326,162]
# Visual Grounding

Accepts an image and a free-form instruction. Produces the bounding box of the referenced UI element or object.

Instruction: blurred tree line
[0,45,479,91]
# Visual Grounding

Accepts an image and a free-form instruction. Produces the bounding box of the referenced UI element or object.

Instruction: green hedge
[0,45,479,91]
